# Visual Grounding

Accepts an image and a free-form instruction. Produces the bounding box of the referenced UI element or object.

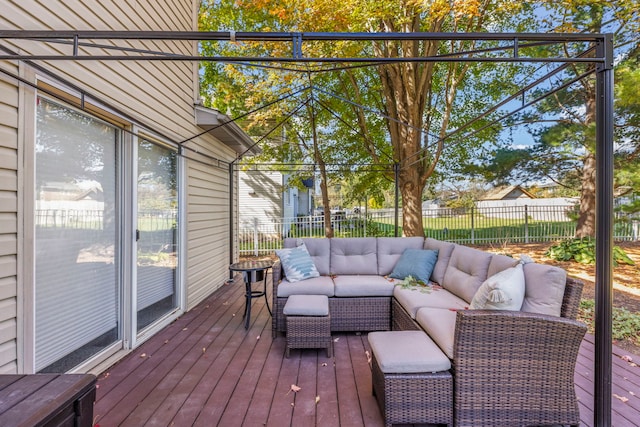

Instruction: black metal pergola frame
[0,30,615,426]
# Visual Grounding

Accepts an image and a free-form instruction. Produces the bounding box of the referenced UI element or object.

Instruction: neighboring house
[480,185,536,201]
[478,185,577,221]
[239,170,313,236]
[1,2,256,374]
[421,200,440,218]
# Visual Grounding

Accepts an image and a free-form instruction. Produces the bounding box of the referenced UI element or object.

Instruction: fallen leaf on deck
[257,335,260,340]
[365,350,372,365]
[621,355,633,362]
[164,340,169,344]
[321,363,328,367]
[202,347,206,354]
[286,384,302,395]
[182,328,188,331]
[614,393,629,403]
[315,396,320,404]
[140,353,147,358]
[334,337,340,342]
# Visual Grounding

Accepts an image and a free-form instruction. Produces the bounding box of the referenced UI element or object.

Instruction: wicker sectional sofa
[272,236,583,336]
[272,236,587,426]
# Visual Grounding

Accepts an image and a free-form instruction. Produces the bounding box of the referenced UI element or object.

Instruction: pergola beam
[0,30,607,65]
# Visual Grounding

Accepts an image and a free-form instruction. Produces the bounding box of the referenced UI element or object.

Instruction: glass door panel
[35,97,120,373]
[136,140,178,332]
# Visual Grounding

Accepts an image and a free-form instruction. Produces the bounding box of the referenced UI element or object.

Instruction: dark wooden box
[0,374,96,427]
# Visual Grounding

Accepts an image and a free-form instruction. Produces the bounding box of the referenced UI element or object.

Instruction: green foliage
[545,237,635,266]
[395,275,432,293]
[579,299,640,345]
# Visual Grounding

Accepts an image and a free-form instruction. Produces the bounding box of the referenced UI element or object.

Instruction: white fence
[238,205,640,256]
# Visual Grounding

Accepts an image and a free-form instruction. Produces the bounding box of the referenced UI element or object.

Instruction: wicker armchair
[452,309,587,427]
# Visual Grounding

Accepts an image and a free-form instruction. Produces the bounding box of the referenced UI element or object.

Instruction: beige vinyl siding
[3,0,197,146]
[0,60,19,373]
[185,159,234,310]
[2,0,246,371]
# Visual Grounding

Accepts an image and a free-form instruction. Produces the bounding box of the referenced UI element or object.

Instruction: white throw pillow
[275,243,320,283]
[470,263,525,311]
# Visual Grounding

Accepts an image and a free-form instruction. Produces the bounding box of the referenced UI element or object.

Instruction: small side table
[229,260,273,329]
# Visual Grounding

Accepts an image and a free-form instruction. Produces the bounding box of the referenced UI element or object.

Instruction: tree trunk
[318,160,333,238]
[400,166,425,236]
[576,84,597,238]
[309,102,334,238]
[576,152,596,237]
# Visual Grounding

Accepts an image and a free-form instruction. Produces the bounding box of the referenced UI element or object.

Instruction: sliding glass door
[136,139,178,332]
[34,98,182,372]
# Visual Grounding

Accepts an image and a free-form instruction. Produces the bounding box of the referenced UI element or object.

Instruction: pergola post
[594,33,614,427]
[229,161,236,280]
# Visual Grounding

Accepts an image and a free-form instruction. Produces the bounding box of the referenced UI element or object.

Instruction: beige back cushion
[521,263,567,317]
[441,245,493,303]
[487,253,519,277]
[424,238,455,284]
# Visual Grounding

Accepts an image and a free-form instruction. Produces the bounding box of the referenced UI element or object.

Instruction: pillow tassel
[488,289,507,303]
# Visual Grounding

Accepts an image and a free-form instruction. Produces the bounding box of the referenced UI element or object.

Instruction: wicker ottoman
[368,331,452,427]
[283,294,332,358]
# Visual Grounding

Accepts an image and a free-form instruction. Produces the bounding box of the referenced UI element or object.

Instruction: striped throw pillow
[275,243,320,282]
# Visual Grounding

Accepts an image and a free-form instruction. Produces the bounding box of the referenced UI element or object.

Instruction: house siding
[3,0,196,142]
[2,0,242,372]
[0,59,19,373]
[239,170,284,233]
[185,159,234,310]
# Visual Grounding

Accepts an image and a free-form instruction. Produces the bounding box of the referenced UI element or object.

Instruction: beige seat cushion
[368,330,451,373]
[283,294,329,316]
[393,286,468,318]
[416,307,457,359]
[333,275,395,297]
[277,276,335,297]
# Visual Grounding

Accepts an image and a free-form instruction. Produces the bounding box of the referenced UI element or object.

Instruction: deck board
[94,274,640,427]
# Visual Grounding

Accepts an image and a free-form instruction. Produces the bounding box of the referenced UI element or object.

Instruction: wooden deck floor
[93,275,640,427]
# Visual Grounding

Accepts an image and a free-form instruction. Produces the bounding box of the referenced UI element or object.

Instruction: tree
[614,44,640,215]
[479,1,640,237]
[199,0,532,236]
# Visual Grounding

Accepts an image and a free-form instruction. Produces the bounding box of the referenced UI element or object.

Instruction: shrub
[578,299,640,345]
[545,237,635,266]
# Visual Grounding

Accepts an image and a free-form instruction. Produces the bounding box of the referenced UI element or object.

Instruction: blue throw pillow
[275,243,320,282]
[389,249,439,284]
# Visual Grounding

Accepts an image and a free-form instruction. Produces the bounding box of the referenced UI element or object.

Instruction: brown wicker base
[286,314,332,358]
[391,297,421,331]
[371,354,452,427]
[274,296,391,337]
